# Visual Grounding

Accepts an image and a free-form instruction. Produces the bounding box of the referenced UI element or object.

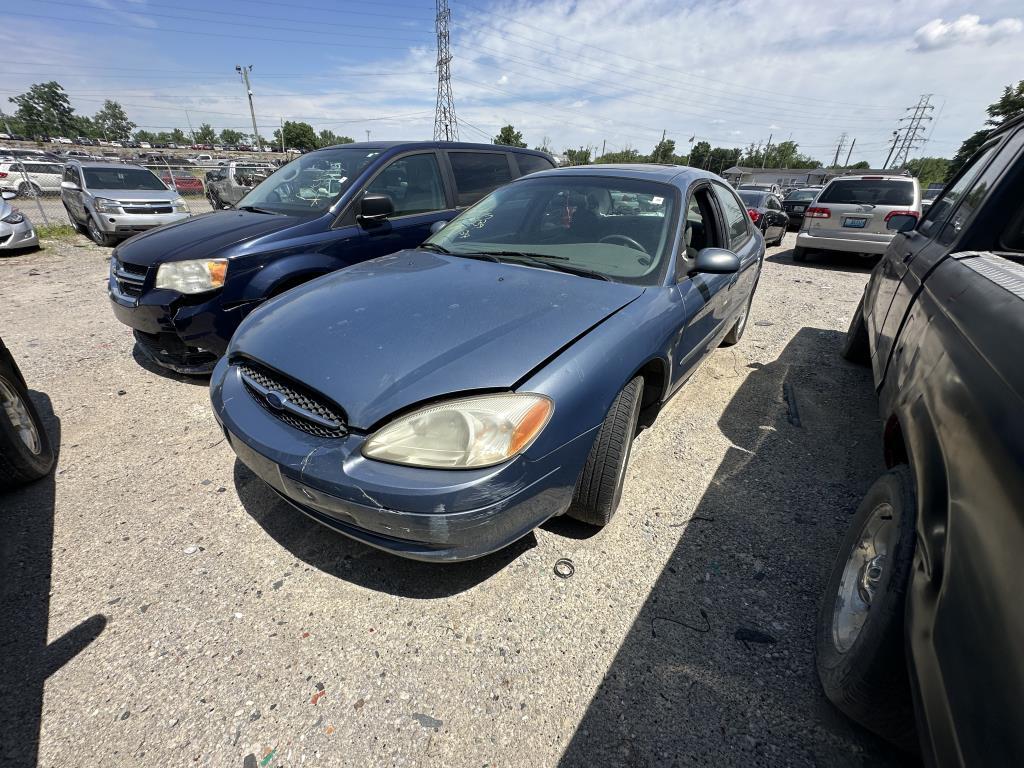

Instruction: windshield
[922,187,941,200]
[83,167,168,191]
[423,176,677,285]
[236,148,379,214]
[818,179,914,206]
[785,189,818,202]
[737,190,766,207]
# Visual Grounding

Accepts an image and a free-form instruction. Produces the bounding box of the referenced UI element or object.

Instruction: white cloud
[497,74,509,85]
[913,14,1022,51]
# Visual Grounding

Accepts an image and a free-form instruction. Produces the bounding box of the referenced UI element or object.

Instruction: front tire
[0,370,55,489]
[567,376,643,527]
[87,215,116,247]
[816,466,918,751]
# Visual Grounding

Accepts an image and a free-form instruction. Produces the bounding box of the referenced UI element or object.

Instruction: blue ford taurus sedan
[211,165,763,561]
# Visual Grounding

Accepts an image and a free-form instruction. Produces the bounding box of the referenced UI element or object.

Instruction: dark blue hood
[114,209,302,267]
[229,250,645,429]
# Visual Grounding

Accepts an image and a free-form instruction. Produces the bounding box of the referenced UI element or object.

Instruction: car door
[62,165,86,221]
[866,140,1005,387]
[344,151,456,264]
[765,195,786,238]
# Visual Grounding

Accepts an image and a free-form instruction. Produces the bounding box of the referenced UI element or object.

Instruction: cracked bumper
[210,358,584,562]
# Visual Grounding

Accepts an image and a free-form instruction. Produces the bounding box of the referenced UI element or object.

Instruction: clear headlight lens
[171,196,189,213]
[155,258,228,294]
[93,197,121,214]
[363,393,553,469]
[2,209,25,224]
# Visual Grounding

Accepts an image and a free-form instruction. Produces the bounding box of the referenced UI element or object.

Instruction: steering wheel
[599,234,651,265]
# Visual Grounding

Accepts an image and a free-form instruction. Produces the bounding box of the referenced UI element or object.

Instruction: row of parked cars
[4,124,1023,763]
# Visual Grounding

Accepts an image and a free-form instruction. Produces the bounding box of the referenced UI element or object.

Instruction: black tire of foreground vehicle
[0,366,55,489]
[841,297,871,365]
[816,465,918,753]
[721,292,753,347]
[567,375,643,527]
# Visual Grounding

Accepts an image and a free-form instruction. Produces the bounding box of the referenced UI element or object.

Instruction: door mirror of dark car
[358,193,395,225]
[886,213,918,233]
[429,220,448,234]
[693,247,741,274]
[1,190,16,200]
[60,180,80,191]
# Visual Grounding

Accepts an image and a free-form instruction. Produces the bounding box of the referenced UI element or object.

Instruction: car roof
[67,160,149,170]
[830,174,915,182]
[315,140,552,158]
[516,163,723,188]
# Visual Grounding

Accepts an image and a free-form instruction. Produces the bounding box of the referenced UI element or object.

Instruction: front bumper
[795,229,892,255]
[93,210,190,236]
[0,219,38,250]
[210,358,589,561]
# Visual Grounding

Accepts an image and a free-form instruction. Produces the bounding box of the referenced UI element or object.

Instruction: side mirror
[429,220,448,234]
[693,247,741,274]
[1,190,15,201]
[358,193,394,224]
[886,213,918,233]
[60,180,80,191]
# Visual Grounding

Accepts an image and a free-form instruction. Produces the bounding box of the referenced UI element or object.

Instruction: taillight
[884,210,920,222]
[805,207,831,218]
[0,172,7,179]
[747,208,761,223]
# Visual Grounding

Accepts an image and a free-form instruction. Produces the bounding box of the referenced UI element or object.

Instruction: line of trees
[947,80,1024,181]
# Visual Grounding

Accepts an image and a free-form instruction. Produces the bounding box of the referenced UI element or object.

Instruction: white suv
[0,160,64,197]
[794,174,921,261]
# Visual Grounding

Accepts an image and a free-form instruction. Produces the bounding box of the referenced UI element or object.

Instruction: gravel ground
[0,232,908,767]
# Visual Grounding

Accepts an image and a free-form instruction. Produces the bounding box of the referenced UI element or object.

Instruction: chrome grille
[112,257,147,298]
[237,362,347,439]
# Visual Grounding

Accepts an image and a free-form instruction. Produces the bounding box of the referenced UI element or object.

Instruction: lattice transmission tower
[890,94,933,169]
[433,0,459,141]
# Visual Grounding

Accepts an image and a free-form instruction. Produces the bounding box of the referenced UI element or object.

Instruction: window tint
[713,183,750,245]
[514,153,555,176]
[919,144,997,240]
[365,153,446,216]
[449,152,512,205]
[817,179,914,206]
[83,167,167,190]
[737,190,766,207]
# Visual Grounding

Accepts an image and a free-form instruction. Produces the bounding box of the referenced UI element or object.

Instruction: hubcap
[0,376,42,455]
[832,502,897,653]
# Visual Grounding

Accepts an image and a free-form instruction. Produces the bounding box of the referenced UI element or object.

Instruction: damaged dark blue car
[211,165,763,561]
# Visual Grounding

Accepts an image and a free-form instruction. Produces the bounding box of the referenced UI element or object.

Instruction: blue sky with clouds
[4,0,1023,164]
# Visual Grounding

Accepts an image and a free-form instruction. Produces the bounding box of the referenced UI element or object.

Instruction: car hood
[230,250,646,430]
[87,188,181,201]
[113,210,299,266]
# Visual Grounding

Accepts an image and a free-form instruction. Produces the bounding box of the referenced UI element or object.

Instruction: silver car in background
[793,174,920,261]
[0,190,39,251]
[60,160,191,246]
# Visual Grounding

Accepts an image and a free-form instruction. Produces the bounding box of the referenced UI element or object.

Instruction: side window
[63,166,77,183]
[365,153,446,216]
[448,152,513,206]
[514,154,555,177]
[767,196,782,211]
[678,187,721,281]
[712,183,750,247]
[919,143,997,241]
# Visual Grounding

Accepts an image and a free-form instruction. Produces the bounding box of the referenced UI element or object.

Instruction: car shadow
[0,392,107,768]
[768,247,878,273]
[130,343,211,386]
[557,328,913,766]
[232,460,536,599]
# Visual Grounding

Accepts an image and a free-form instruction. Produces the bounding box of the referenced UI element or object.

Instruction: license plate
[794,205,805,213]
[843,217,867,228]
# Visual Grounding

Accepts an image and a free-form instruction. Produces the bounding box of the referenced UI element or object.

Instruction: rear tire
[0,368,55,489]
[567,376,644,527]
[793,245,808,262]
[721,292,753,347]
[816,466,918,752]
[17,181,41,198]
[841,297,871,365]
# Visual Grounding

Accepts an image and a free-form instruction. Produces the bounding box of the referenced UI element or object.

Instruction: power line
[434,0,459,141]
[889,94,934,169]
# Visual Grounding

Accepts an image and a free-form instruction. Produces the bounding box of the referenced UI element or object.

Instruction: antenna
[433,0,458,141]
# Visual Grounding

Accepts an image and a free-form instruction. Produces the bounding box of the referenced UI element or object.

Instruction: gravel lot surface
[0,233,908,767]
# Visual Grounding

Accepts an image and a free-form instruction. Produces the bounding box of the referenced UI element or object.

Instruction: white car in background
[0,160,64,197]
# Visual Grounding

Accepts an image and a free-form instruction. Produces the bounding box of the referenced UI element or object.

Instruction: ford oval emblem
[264,391,287,411]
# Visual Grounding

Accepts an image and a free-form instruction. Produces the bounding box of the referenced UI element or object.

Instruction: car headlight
[171,196,190,213]
[155,258,228,293]
[362,393,553,469]
[2,209,25,224]
[93,197,121,214]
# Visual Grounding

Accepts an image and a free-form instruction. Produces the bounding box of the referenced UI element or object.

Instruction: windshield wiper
[237,204,278,215]
[419,242,454,255]
[483,251,611,281]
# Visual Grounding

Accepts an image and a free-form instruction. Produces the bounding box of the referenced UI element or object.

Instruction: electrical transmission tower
[831,133,848,167]
[889,94,933,169]
[433,0,458,141]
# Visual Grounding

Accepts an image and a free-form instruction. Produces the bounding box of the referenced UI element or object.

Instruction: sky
[3,0,1023,166]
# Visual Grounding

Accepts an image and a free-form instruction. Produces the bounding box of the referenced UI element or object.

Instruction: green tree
[133,129,157,143]
[194,123,216,144]
[169,128,189,145]
[273,121,318,151]
[318,129,353,147]
[596,147,644,164]
[688,141,712,168]
[93,100,135,141]
[493,124,527,148]
[707,146,743,173]
[563,147,592,165]
[905,156,950,188]
[8,81,77,138]
[219,128,245,145]
[649,137,676,164]
[948,80,1024,179]
[848,160,871,169]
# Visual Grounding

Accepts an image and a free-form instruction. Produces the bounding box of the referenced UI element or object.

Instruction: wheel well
[883,415,909,468]
[635,358,667,429]
[268,272,324,298]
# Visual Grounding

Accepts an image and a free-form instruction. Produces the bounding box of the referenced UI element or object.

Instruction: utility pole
[761,132,773,169]
[433,0,458,141]
[832,132,848,168]
[882,130,901,169]
[236,65,262,152]
[844,137,856,167]
[280,117,285,154]
[366,130,371,142]
[890,94,933,169]
[185,109,196,147]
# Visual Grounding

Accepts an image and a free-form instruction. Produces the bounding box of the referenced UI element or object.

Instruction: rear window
[785,190,818,202]
[737,190,766,207]
[449,152,512,206]
[515,153,555,176]
[818,179,914,206]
